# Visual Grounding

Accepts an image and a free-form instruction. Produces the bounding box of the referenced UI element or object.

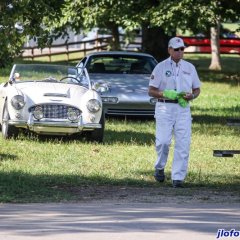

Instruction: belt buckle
[158,98,165,103]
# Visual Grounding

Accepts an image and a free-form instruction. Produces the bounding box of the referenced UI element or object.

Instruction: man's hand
[176,92,188,107]
[177,92,186,98]
[163,90,178,100]
[178,97,188,107]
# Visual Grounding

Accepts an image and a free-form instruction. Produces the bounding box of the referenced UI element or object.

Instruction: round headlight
[11,95,25,110]
[67,108,79,121]
[33,106,44,120]
[87,99,101,113]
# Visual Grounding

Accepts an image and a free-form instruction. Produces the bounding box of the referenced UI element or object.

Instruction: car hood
[13,82,87,103]
[90,73,150,95]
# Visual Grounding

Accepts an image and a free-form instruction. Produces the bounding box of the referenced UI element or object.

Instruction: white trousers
[154,102,192,181]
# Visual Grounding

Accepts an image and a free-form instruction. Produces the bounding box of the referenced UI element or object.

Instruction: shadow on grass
[191,106,240,136]
[0,169,240,203]
[192,114,240,125]
[13,116,155,145]
[192,123,240,137]
[12,112,239,143]
[192,105,240,125]
[199,70,240,86]
[186,55,240,84]
[15,129,155,146]
[192,105,240,116]
[105,129,155,145]
[0,153,18,161]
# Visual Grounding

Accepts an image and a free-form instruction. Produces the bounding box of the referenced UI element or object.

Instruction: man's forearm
[192,88,200,99]
[148,86,164,98]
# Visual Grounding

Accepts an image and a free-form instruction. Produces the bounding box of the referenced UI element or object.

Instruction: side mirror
[9,72,20,84]
[14,72,21,81]
[92,81,109,93]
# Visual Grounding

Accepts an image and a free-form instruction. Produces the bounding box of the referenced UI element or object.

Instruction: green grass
[0,54,239,202]
[21,51,86,63]
[222,22,240,37]
[178,22,240,37]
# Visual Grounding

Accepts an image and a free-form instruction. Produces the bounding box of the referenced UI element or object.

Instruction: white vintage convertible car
[0,64,105,142]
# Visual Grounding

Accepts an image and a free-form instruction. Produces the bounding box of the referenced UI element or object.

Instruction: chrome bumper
[8,115,101,135]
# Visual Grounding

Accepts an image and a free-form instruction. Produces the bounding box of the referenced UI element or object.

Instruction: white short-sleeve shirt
[149,57,201,92]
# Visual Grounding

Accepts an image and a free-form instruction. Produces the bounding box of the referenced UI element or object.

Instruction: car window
[87,55,157,74]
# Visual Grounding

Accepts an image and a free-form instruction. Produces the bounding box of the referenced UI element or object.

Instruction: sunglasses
[174,47,185,51]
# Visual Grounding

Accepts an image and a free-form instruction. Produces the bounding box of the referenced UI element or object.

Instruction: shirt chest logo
[183,71,190,75]
[165,70,172,77]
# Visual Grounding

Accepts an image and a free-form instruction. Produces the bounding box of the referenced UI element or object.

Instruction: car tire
[86,111,105,143]
[2,102,19,139]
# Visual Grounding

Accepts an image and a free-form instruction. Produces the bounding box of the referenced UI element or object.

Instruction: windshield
[86,55,157,74]
[9,64,89,86]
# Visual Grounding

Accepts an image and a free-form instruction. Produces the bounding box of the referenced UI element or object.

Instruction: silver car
[77,51,158,116]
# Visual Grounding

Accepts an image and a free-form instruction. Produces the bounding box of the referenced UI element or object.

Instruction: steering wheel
[59,76,81,83]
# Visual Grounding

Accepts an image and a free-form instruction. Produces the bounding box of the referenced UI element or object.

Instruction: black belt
[157,99,178,103]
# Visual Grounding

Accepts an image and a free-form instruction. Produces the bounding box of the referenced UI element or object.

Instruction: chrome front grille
[29,104,81,119]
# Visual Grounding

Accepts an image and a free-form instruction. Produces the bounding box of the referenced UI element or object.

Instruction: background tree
[56,0,174,61]
[206,1,240,70]
[145,0,240,69]
[0,0,64,67]
[58,0,239,65]
[56,0,142,50]
[1,0,239,68]
[0,1,25,67]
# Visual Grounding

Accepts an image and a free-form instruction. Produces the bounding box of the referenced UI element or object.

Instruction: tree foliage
[0,0,64,67]
[57,0,240,61]
[55,0,144,50]
[0,0,239,67]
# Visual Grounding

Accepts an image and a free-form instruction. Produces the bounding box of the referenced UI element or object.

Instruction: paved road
[0,202,239,240]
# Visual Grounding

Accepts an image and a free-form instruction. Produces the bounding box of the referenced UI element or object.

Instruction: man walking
[148,37,201,188]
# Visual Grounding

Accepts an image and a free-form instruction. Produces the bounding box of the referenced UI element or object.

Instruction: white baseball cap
[168,37,185,49]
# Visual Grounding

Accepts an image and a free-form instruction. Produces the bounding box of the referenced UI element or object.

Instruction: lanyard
[170,61,181,91]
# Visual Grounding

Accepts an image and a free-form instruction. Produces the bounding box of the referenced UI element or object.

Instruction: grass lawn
[0,53,239,203]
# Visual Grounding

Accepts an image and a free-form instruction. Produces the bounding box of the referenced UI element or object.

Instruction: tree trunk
[209,22,222,71]
[142,24,173,62]
[109,23,120,50]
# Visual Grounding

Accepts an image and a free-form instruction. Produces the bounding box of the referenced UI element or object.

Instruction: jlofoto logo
[216,229,240,239]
